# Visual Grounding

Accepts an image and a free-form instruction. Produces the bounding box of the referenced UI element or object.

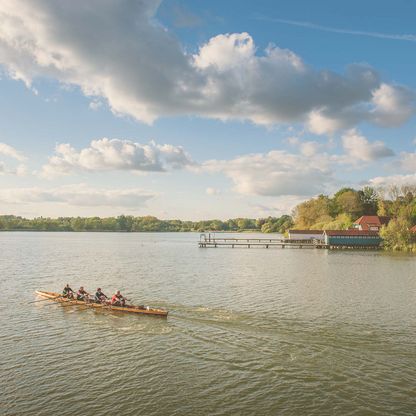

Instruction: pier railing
[198,233,326,248]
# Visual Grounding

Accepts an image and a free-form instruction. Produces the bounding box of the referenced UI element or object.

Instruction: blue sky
[0,0,415,219]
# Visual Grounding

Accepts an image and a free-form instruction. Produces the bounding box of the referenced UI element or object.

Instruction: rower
[77,286,90,302]
[111,290,126,307]
[62,284,74,299]
[95,288,108,304]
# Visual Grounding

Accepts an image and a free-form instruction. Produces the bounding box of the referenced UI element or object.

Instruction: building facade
[352,216,390,232]
[288,230,324,240]
[324,230,382,247]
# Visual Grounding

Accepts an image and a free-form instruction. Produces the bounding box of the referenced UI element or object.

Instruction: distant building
[288,230,324,240]
[352,216,390,232]
[324,230,382,247]
[410,225,416,233]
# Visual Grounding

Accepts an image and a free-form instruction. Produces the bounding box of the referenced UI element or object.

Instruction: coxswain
[95,288,108,304]
[62,284,74,299]
[77,286,90,302]
[111,290,126,307]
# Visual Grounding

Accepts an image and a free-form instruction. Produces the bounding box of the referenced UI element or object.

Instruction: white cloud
[253,195,306,217]
[203,150,333,197]
[286,136,300,145]
[399,151,416,172]
[368,174,416,188]
[371,83,415,126]
[0,184,155,207]
[0,142,26,161]
[0,164,27,176]
[0,1,413,130]
[299,141,321,157]
[341,129,394,162]
[193,32,259,71]
[41,138,193,177]
[0,142,27,175]
[307,109,352,135]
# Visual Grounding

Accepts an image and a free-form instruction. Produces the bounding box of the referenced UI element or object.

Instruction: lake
[1,232,416,415]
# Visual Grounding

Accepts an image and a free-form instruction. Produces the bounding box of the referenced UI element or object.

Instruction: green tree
[380,218,416,251]
[334,190,363,219]
[359,186,378,215]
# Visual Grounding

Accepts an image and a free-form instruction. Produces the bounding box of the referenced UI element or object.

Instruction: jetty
[198,233,326,249]
[198,231,382,250]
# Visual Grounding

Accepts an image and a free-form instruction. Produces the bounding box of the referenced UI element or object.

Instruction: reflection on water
[1,232,416,416]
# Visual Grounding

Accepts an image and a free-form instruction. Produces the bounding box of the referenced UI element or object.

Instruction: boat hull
[35,291,168,317]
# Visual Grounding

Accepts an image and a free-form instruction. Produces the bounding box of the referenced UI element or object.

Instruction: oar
[28,295,65,304]
[43,300,75,307]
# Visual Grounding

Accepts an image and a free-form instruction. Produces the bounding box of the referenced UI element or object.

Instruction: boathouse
[352,215,390,232]
[324,230,382,247]
[288,230,324,240]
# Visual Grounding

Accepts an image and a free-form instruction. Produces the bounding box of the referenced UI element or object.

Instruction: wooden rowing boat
[35,291,168,317]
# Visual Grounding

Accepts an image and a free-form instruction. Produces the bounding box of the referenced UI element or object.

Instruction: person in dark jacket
[62,284,74,299]
[95,288,108,304]
[77,286,90,302]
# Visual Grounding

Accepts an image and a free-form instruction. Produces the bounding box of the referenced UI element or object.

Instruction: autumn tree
[293,195,332,229]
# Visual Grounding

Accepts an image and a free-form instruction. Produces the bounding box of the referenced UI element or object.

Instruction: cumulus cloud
[0,142,26,161]
[299,141,321,157]
[0,1,414,130]
[203,150,333,197]
[0,163,27,176]
[341,129,394,162]
[0,184,154,207]
[41,138,193,177]
[306,83,416,135]
[0,142,27,175]
[371,84,415,126]
[368,174,416,188]
[398,151,416,172]
[307,109,353,135]
[253,195,306,216]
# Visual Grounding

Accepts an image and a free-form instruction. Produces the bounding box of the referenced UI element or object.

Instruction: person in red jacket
[111,290,126,307]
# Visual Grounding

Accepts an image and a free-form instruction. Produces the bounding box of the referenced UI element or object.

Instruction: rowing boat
[35,291,168,317]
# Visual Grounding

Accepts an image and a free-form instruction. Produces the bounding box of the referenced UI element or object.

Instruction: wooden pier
[198,234,327,249]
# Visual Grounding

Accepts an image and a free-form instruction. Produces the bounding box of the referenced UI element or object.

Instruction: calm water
[1,232,416,416]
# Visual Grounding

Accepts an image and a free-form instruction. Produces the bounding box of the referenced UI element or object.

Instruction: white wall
[288,232,324,240]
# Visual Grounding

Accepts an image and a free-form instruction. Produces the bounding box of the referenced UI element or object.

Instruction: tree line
[2,184,416,250]
[0,214,293,233]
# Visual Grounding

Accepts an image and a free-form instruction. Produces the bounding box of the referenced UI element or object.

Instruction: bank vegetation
[2,185,416,251]
[292,185,416,251]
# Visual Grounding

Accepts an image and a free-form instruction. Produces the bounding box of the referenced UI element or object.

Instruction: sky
[0,0,415,220]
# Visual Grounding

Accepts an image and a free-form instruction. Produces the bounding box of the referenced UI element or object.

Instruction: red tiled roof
[289,230,323,234]
[410,225,416,233]
[354,216,390,226]
[324,229,380,236]
[353,216,390,231]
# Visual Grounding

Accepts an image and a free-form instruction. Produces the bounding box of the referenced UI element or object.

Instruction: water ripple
[1,232,416,415]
